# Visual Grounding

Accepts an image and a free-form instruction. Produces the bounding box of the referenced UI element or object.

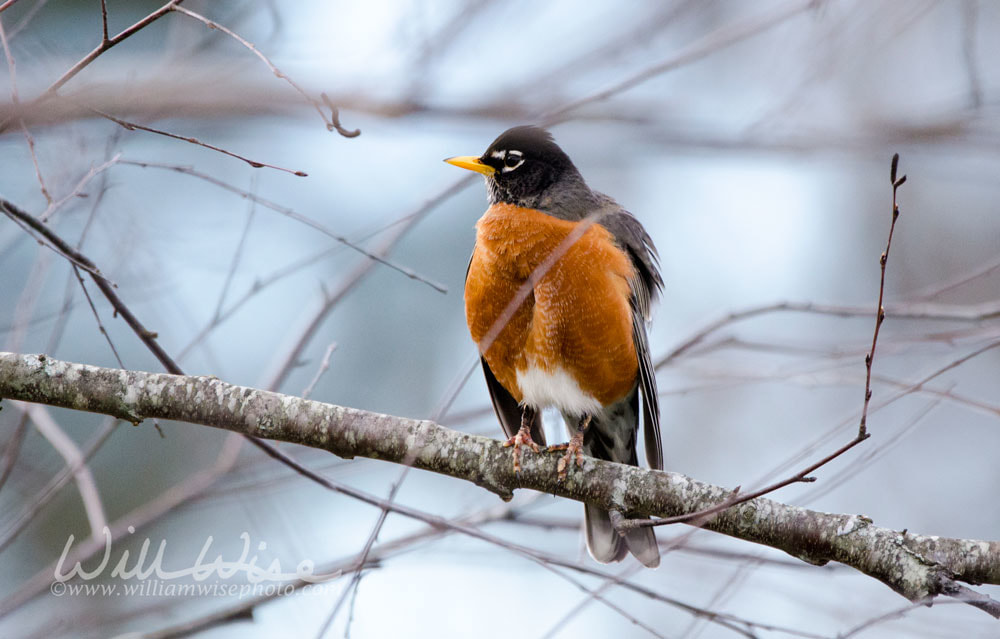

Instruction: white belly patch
[516,365,602,416]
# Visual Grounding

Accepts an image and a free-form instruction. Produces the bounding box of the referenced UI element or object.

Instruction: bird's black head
[445,126,584,209]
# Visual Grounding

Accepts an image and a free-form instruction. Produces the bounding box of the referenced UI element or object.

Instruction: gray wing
[595,197,664,470]
[631,308,662,469]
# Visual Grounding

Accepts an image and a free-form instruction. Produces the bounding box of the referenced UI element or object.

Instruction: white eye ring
[502,150,524,172]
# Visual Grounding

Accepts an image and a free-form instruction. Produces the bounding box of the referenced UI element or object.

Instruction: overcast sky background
[1,1,999,637]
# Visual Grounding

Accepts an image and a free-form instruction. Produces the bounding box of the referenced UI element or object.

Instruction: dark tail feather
[584,504,659,568]
[575,389,661,568]
[584,504,627,563]
[623,522,660,568]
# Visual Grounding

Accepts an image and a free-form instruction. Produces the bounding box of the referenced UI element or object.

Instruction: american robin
[446,126,663,567]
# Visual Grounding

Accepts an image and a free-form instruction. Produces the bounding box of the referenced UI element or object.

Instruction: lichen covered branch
[1,351,997,616]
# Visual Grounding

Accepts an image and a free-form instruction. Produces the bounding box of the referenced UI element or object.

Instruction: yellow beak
[444,155,495,175]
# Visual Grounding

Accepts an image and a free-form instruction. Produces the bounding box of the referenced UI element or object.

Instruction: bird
[445,125,663,567]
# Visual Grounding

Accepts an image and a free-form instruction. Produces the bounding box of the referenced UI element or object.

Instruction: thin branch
[70,265,124,368]
[4,402,107,542]
[0,197,176,371]
[0,417,117,556]
[0,15,52,203]
[0,184,460,573]
[313,481,398,639]
[170,4,359,138]
[176,196,428,362]
[617,433,868,530]
[0,211,107,284]
[47,143,114,353]
[0,170,112,496]
[654,295,1000,372]
[0,431,244,619]
[262,176,472,388]
[91,108,308,176]
[859,153,906,438]
[99,0,109,44]
[6,0,44,39]
[119,161,447,293]
[38,152,121,222]
[622,154,912,530]
[34,1,184,102]
[243,439,673,638]
[541,0,816,123]
[176,245,339,360]
[301,342,337,400]
[0,413,27,492]
[911,253,1000,301]
[134,497,777,639]
[213,182,257,323]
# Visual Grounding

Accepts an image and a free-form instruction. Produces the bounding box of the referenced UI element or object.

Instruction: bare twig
[5,402,107,542]
[176,194,431,362]
[0,181,463,611]
[119,160,447,293]
[6,0,44,39]
[244,439,671,638]
[622,154,911,530]
[320,93,361,138]
[38,152,121,222]
[859,153,906,438]
[262,176,471,388]
[0,209,110,283]
[312,481,398,639]
[301,342,337,400]
[0,195,376,505]
[177,246,339,360]
[542,0,816,123]
[0,197,176,372]
[213,183,258,323]
[170,4,359,138]
[0,413,27,493]
[70,265,125,367]
[92,108,308,175]
[33,1,184,103]
[0,416,116,557]
[132,498,777,639]
[47,144,115,352]
[0,15,51,204]
[618,432,868,530]
[99,0,109,44]
[0,431,244,619]
[0,1,23,16]
[3,240,51,354]
[654,296,999,372]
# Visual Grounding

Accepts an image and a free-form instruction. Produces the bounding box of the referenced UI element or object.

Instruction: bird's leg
[502,405,541,474]
[549,414,590,481]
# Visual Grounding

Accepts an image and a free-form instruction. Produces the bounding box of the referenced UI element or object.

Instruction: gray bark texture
[1,351,998,613]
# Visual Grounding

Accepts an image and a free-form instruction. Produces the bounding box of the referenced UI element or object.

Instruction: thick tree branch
[1,352,998,617]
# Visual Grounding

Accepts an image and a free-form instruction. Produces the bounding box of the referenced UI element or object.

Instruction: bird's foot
[502,425,541,474]
[548,430,585,481]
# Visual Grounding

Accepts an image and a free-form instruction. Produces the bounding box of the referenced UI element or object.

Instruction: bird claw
[549,431,585,481]
[503,426,541,474]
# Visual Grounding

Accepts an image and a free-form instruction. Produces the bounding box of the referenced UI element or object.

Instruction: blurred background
[1,1,999,637]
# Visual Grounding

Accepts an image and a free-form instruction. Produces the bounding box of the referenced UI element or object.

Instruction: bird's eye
[503,151,524,170]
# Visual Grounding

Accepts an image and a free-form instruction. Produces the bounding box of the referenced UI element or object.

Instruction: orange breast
[464,203,638,408]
